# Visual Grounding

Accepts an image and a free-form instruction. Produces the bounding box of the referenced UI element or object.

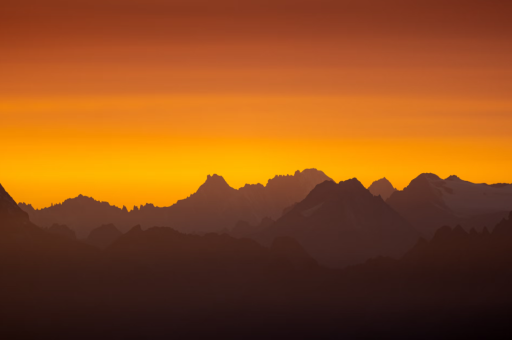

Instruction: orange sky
[1,0,511,209]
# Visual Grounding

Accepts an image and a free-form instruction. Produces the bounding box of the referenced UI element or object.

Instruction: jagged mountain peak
[197,174,235,194]
[19,170,334,236]
[368,177,397,201]
[388,172,512,237]
[261,175,417,267]
[266,168,332,187]
[299,177,368,207]
[338,178,368,193]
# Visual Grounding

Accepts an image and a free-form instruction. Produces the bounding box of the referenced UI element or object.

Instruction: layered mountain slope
[387,174,512,237]
[257,179,418,267]
[229,217,275,238]
[85,223,123,249]
[402,211,512,270]
[19,195,167,238]
[368,177,397,201]
[46,223,76,240]
[106,225,318,272]
[0,183,97,273]
[238,169,334,221]
[19,169,332,236]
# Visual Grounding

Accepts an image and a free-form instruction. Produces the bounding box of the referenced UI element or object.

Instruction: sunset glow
[2,0,511,209]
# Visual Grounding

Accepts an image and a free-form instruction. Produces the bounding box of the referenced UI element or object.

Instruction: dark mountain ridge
[256,178,418,267]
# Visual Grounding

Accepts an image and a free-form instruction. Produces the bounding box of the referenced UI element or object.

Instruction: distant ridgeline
[18,169,333,238]
[14,171,512,268]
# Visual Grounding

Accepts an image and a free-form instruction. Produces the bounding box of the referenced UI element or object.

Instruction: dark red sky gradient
[2,0,511,97]
[3,0,512,42]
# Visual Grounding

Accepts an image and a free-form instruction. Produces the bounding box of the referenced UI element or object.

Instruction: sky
[1,0,512,209]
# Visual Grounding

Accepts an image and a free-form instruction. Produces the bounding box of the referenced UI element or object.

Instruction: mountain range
[4,178,512,338]
[19,169,332,238]
[386,173,512,237]
[254,178,418,267]
[15,171,512,266]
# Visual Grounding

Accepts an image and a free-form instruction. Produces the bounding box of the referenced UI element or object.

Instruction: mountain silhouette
[368,177,397,200]
[5,178,512,338]
[256,178,418,267]
[18,194,167,238]
[0,183,98,291]
[46,223,76,240]
[106,225,318,274]
[401,211,512,271]
[387,173,512,237]
[85,223,122,249]
[19,169,332,236]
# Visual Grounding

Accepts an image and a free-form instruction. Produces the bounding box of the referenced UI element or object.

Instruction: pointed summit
[259,176,417,267]
[368,177,397,201]
[339,178,368,192]
[196,174,236,197]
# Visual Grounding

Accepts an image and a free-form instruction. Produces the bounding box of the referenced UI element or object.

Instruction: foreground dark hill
[368,177,397,200]
[387,173,512,237]
[256,178,418,267]
[19,169,332,237]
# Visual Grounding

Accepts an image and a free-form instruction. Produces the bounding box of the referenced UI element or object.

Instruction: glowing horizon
[2,0,511,209]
